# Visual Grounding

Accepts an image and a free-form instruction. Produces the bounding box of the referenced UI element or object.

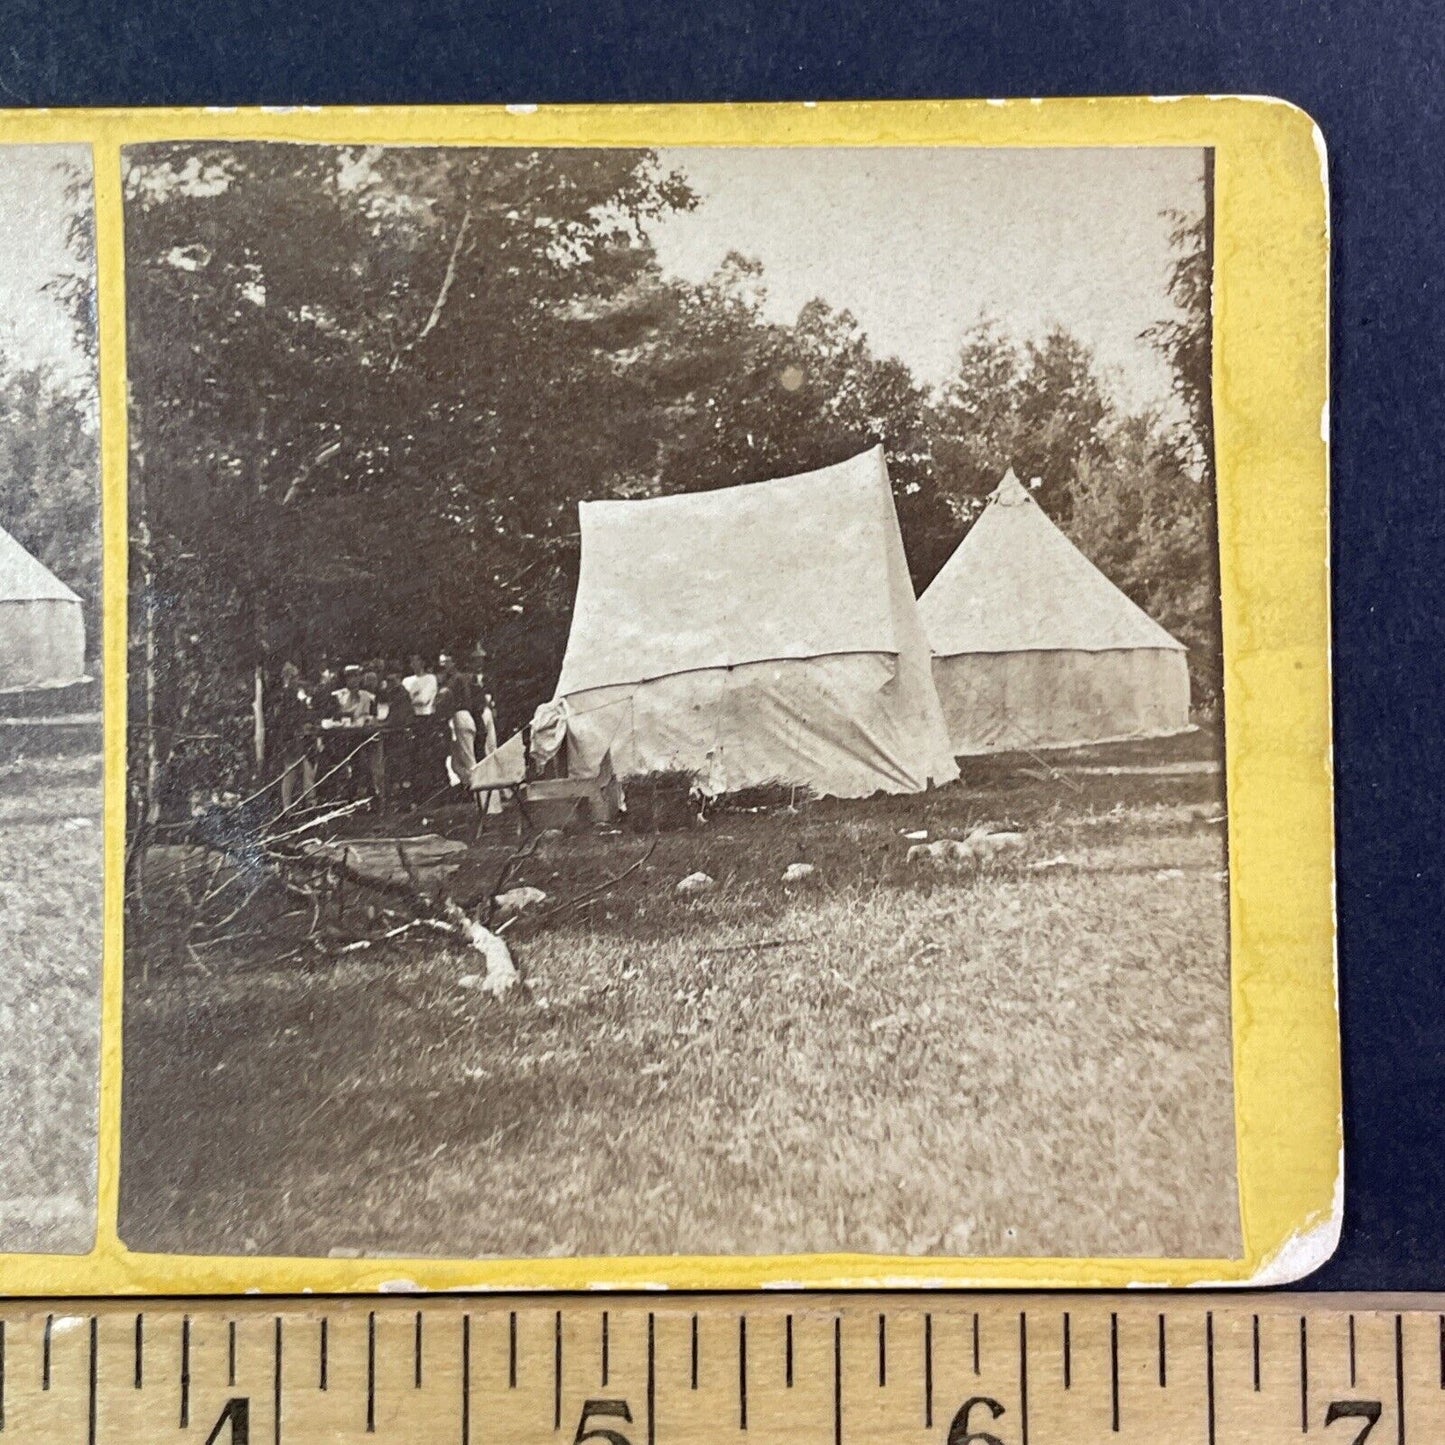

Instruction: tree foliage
[124,142,1220,803]
[1144,205,1215,476]
[929,322,1115,528]
[922,200,1222,708]
[1067,412,1222,706]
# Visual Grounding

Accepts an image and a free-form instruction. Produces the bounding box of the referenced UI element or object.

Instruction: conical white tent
[0,524,85,692]
[918,469,1190,755]
[538,446,959,798]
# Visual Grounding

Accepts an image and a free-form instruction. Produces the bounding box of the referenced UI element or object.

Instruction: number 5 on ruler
[573,1397,635,1445]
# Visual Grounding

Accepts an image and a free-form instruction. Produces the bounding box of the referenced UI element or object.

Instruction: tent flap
[556,448,903,697]
[564,652,957,799]
[546,446,958,798]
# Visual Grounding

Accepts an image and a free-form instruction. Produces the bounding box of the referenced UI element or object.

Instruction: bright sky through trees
[649,146,1204,414]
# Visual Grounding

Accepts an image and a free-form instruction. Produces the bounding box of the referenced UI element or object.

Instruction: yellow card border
[0,96,1335,1293]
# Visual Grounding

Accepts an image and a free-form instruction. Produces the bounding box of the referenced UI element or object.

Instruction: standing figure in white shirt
[403,653,439,715]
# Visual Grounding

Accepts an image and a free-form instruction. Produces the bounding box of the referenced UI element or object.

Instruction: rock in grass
[675,871,716,895]
[907,826,1026,868]
[494,885,548,918]
[966,829,1026,859]
[782,862,816,882]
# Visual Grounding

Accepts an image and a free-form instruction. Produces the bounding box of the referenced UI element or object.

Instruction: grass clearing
[0,750,102,1253]
[120,732,1239,1261]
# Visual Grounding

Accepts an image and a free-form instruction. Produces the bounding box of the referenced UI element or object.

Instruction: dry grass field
[0,749,102,1254]
[120,733,1240,1261]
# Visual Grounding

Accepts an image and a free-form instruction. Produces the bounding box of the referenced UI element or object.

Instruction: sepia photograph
[0,144,103,1254]
[117,140,1238,1262]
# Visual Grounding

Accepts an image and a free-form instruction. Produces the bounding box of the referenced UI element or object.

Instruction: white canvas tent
[536,446,959,798]
[0,524,85,693]
[918,469,1190,755]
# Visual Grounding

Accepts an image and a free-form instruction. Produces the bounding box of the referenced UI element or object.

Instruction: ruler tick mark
[1158,1313,1167,1388]
[1019,1312,1030,1445]
[273,1316,283,1445]
[508,1311,517,1389]
[1206,1312,1216,1445]
[1396,1315,1406,1445]
[973,1311,981,1375]
[690,1313,699,1390]
[554,1310,563,1432]
[87,1317,97,1445]
[460,1314,471,1445]
[319,1318,328,1391]
[180,1315,191,1428]
[646,1313,656,1445]
[1253,1314,1261,1391]
[1301,1315,1309,1433]
[42,1314,52,1391]
[1439,1315,1443,1390]
[878,1312,886,1388]
[784,1314,792,1389]
[739,1316,748,1430]
[1110,1312,1120,1432]
[1349,1314,1356,1388]
[924,1314,933,1429]
[134,1313,143,1390]
[0,1318,6,1430]
[601,1310,609,1388]
[1063,1311,1071,1390]
[366,1312,376,1433]
[833,1316,843,1445]
[414,1310,423,1389]
[227,1320,236,1389]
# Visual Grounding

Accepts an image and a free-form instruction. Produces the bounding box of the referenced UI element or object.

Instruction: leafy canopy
[124,142,1217,797]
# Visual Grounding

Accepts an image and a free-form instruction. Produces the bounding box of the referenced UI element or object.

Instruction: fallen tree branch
[480,830,545,926]
[697,936,814,955]
[267,796,372,845]
[523,837,658,929]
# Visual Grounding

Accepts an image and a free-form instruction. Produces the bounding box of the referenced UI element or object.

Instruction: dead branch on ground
[523,837,658,930]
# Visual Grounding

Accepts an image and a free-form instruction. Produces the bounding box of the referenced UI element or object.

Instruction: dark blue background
[7,0,1442,1289]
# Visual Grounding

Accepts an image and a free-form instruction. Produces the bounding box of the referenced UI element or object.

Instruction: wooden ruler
[0,1295,1440,1443]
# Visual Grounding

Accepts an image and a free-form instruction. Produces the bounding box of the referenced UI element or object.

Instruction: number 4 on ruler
[202,1397,250,1445]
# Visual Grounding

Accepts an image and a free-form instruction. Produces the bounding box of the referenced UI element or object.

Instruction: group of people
[262,647,502,811]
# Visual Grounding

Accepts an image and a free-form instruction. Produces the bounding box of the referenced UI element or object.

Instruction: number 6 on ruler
[947,1394,1007,1445]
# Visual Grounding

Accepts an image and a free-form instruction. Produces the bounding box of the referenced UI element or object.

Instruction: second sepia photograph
[118,139,1237,1263]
